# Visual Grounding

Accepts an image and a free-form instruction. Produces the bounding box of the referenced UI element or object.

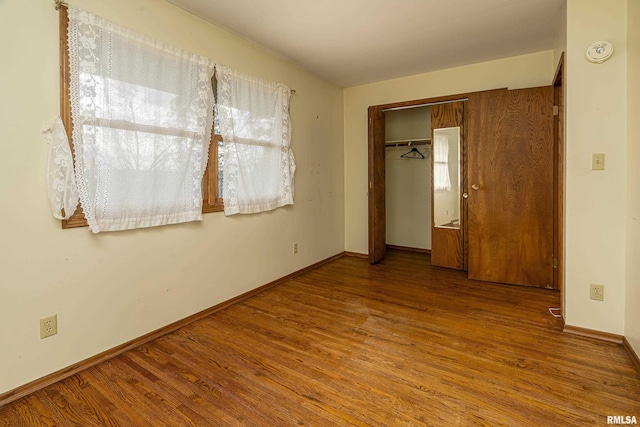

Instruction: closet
[384,107,431,252]
[368,86,557,289]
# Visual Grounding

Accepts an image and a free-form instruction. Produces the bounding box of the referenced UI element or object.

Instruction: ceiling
[165,0,565,88]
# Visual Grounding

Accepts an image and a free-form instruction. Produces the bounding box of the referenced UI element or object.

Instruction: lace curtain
[67,6,215,233]
[216,65,295,215]
[433,133,452,192]
[43,117,79,219]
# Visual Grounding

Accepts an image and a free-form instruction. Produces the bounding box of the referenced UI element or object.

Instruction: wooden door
[368,106,386,264]
[467,87,554,287]
[431,102,465,270]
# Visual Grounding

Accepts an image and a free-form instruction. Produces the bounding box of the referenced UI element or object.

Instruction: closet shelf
[385,138,431,147]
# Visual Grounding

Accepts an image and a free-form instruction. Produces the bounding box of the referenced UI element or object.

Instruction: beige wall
[553,0,568,68]
[565,0,628,335]
[0,0,344,394]
[344,51,557,254]
[625,0,640,353]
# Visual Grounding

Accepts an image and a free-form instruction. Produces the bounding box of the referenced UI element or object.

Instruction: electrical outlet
[590,284,604,301]
[40,314,57,339]
[591,153,605,170]
[293,243,298,254]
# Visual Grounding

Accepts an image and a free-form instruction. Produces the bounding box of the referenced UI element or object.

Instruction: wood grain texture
[2,251,638,426]
[462,107,469,272]
[431,101,464,129]
[430,227,463,269]
[624,338,640,374]
[202,132,224,214]
[368,106,386,264]
[430,101,465,270]
[467,87,554,287]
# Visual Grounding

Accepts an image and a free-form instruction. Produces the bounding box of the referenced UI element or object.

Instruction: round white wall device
[585,41,614,63]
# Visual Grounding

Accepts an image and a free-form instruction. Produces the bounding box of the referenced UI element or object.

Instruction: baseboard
[344,251,368,258]
[344,248,432,259]
[386,245,431,254]
[0,252,345,407]
[623,337,640,374]
[563,324,624,344]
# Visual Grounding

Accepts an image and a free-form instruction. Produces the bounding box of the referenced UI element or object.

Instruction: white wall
[625,0,640,354]
[344,51,557,254]
[0,0,344,394]
[385,108,431,249]
[565,0,628,335]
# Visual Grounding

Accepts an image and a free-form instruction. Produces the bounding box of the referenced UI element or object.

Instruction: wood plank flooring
[1,251,639,426]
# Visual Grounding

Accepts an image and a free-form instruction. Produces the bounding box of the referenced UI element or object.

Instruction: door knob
[471,184,480,191]
[462,192,469,199]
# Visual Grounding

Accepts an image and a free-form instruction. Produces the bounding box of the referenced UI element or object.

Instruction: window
[58,6,223,230]
[215,65,295,215]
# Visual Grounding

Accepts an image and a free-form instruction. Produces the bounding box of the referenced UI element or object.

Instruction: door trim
[553,53,566,308]
[367,92,475,263]
[368,106,386,263]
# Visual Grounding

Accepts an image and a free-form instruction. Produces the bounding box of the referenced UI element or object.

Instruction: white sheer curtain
[67,6,215,233]
[42,117,79,220]
[216,65,295,215]
[433,133,452,192]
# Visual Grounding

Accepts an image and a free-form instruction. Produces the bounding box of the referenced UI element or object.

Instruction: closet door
[431,101,465,270]
[368,106,386,264]
[467,87,554,287]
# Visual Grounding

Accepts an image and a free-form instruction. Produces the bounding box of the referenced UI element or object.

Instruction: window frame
[58,6,223,229]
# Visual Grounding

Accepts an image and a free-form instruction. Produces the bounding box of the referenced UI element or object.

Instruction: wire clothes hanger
[400,146,425,159]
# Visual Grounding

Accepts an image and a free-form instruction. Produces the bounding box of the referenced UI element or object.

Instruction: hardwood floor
[1,251,639,426]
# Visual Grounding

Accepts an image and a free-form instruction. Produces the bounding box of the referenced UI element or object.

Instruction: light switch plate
[592,153,605,170]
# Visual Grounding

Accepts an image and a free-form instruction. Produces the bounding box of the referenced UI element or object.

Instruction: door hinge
[553,105,559,116]
[553,258,558,269]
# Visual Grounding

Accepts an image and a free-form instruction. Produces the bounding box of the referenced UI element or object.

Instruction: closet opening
[384,106,432,254]
[368,93,471,264]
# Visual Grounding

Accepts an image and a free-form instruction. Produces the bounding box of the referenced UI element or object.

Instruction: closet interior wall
[385,106,431,250]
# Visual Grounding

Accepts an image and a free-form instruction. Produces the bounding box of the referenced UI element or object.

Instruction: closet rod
[381,97,468,112]
[385,141,429,147]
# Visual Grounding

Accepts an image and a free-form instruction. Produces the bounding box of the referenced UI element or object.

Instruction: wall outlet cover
[590,284,604,301]
[40,314,58,339]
